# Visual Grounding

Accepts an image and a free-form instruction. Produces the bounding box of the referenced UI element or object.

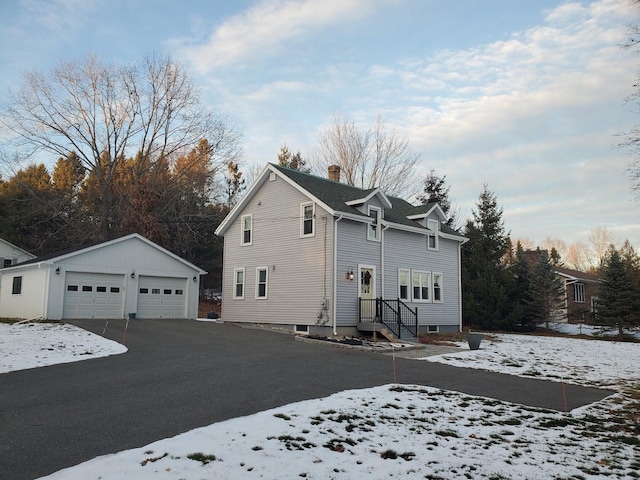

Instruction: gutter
[332,215,343,336]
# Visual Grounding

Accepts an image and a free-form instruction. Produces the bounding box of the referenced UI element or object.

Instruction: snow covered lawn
[2,322,638,479]
[0,321,126,373]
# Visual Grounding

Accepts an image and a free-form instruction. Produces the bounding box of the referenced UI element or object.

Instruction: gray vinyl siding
[383,228,461,328]
[221,176,334,326]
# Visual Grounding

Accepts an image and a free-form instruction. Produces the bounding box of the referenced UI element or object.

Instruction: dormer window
[427,219,439,251]
[367,206,381,242]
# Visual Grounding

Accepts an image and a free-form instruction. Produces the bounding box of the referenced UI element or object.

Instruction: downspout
[39,263,49,320]
[332,215,343,336]
[458,243,463,332]
[380,224,390,299]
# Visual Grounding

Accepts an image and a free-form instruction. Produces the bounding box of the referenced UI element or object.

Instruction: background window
[433,273,443,302]
[427,219,439,250]
[368,206,381,241]
[574,283,585,303]
[301,203,314,236]
[12,276,22,294]
[241,215,252,245]
[234,269,245,299]
[256,268,268,298]
[412,271,431,301]
[398,269,410,300]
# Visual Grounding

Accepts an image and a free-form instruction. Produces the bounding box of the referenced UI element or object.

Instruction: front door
[359,266,375,320]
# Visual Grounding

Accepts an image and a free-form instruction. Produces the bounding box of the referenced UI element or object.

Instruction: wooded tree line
[461,184,640,333]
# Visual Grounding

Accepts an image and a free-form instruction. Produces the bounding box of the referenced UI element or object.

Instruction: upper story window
[367,206,381,242]
[3,258,14,268]
[433,272,443,302]
[12,276,22,295]
[427,219,439,251]
[574,283,585,303]
[256,267,268,299]
[398,268,410,301]
[241,214,253,245]
[301,203,315,237]
[412,271,431,302]
[233,268,245,299]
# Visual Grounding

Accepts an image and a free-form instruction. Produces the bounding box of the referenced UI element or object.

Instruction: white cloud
[172,0,379,72]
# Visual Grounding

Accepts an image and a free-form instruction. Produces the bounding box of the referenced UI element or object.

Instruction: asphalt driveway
[0,319,612,480]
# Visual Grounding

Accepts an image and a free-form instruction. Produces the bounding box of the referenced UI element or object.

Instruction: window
[398,268,410,301]
[301,203,315,237]
[152,288,160,294]
[234,268,245,299]
[82,286,93,292]
[96,286,107,293]
[175,289,183,295]
[427,219,439,250]
[67,285,79,292]
[110,287,120,293]
[3,258,13,268]
[139,288,149,294]
[12,276,22,295]
[241,214,253,245]
[295,324,309,334]
[433,273,443,302]
[367,206,381,241]
[574,283,585,303]
[427,325,439,333]
[256,267,268,299]
[164,289,172,294]
[412,271,431,302]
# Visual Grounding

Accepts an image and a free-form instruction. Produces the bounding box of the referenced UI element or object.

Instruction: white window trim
[367,206,382,242]
[427,219,439,251]
[241,214,253,246]
[432,272,443,303]
[300,202,315,238]
[398,268,411,301]
[233,268,245,299]
[255,266,268,299]
[412,270,431,303]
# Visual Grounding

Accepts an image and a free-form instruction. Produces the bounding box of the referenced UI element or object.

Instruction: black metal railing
[359,298,418,339]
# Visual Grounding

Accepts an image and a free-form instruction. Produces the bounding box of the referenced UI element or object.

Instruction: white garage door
[136,276,187,319]
[63,272,125,319]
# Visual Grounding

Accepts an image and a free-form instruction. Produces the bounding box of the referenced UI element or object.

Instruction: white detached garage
[0,233,206,321]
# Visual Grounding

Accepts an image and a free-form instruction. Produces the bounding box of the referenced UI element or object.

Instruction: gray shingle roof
[270,164,461,236]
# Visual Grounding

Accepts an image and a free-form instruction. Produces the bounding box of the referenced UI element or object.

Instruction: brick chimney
[328,165,341,182]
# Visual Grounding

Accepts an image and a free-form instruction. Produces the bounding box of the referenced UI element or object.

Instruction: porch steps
[380,326,418,343]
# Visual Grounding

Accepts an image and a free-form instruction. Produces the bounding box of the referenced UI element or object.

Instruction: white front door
[359,266,376,319]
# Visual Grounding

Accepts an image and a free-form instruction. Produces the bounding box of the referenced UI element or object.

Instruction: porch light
[131,271,135,279]
[55,267,60,275]
[347,269,354,281]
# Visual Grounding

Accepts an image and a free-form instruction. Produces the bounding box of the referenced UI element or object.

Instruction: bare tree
[565,241,595,272]
[539,237,568,261]
[588,226,616,269]
[313,112,420,197]
[620,0,640,199]
[1,52,241,240]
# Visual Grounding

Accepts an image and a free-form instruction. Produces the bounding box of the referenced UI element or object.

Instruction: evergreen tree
[505,241,537,331]
[597,248,640,334]
[462,184,512,330]
[528,249,566,329]
[278,144,310,172]
[417,169,457,227]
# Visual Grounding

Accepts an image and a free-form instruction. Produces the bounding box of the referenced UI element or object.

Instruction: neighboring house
[523,250,600,323]
[554,266,600,323]
[215,164,468,339]
[0,233,205,321]
[0,237,35,268]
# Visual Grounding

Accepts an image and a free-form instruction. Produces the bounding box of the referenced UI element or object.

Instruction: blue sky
[0,0,638,251]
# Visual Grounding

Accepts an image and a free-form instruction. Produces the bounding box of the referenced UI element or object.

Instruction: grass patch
[187,452,216,464]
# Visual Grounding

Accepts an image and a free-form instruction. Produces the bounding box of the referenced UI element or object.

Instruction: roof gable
[8,234,205,273]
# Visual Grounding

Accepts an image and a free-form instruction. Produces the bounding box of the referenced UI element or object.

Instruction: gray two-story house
[215,164,467,339]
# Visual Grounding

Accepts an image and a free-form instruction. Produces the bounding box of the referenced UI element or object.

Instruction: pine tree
[462,184,511,330]
[278,144,310,172]
[417,169,457,227]
[597,248,640,334]
[528,249,566,329]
